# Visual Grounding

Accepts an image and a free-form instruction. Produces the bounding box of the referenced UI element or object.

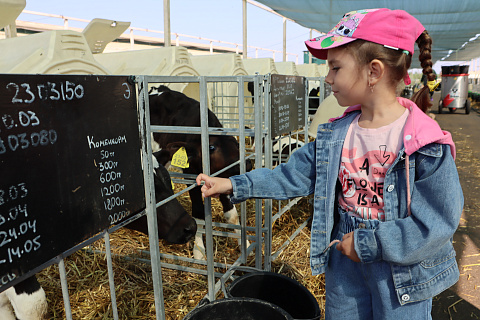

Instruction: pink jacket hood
[330,97,456,159]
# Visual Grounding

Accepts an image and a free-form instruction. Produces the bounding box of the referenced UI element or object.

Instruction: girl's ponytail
[416,31,435,81]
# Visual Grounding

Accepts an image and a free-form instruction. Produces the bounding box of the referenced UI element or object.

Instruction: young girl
[196,8,463,319]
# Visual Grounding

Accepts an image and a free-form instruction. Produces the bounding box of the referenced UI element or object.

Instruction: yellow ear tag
[171,180,175,190]
[317,91,320,96]
[171,147,189,169]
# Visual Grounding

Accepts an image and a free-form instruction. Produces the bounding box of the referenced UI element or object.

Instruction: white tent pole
[243,0,247,59]
[164,0,171,46]
[283,17,286,61]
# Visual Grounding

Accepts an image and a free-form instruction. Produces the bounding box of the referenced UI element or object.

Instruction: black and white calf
[127,152,197,244]
[0,153,196,319]
[0,275,47,320]
[148,85,252,259]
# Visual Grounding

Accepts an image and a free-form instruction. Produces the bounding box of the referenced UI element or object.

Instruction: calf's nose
[185,220,197,235]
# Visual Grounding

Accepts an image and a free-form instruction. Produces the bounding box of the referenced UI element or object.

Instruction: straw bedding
[36,184,325,319]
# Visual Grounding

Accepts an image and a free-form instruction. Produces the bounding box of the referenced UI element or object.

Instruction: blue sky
[18,0,316,63]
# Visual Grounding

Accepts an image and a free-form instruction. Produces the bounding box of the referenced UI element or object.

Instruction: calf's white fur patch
[0,285,48,320]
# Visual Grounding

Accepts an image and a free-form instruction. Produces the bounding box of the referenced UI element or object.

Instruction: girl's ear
[368,59,385,86]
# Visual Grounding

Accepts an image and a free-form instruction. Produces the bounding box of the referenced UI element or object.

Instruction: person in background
[421,70,439,100]
[197,8,463,320]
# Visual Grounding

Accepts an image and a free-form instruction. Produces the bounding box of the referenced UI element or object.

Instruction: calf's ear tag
[171,147,189,169]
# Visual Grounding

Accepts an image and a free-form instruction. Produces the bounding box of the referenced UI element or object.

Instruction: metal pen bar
[187,227,259,240]
[58,259,73,320]
[199,76,215,301]
[150,125,201,134]
[104,232,119,320]
[144,75,258,85]
[209,243,257,298]
[137,75,166,320]
[238,78,248,264]
[141,251,253,269]
[86,248,225,278]
[263,74,274,271]
[150,125,256,137]
[194,219,266,233]
[272,197,301,224]
[304,78,309,140]
[145,75,201,83]
[167,152,254,182]
[254,75,264,270]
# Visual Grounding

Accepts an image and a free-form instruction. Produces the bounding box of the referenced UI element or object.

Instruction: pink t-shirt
[338,109,409,221]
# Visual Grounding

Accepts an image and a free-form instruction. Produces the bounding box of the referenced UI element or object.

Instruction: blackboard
[0,75,145,291]
[270,74,306,136]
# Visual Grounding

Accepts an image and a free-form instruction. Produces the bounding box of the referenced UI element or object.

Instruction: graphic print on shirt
[339,145,397,221]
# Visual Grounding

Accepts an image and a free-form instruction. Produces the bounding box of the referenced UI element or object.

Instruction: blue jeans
[325,212,433,320]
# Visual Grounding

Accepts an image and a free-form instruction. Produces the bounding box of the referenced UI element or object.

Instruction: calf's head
[125,153,196,244]
[148,85,252,176]
[163,136,252,178]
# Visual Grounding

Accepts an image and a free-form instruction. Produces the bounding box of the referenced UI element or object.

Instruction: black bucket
[226,272,321,320]
[183,297,293,320]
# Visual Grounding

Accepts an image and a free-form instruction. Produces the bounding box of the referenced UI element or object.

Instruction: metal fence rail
[7,73,327,320]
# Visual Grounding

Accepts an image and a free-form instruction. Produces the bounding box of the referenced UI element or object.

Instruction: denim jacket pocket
[391,243,459,305]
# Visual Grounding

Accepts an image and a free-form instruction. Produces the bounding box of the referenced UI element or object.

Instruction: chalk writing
[0,130,58,154]
[0,183,28,206]
[87,135,127,149]
[0,182,42,266]
[6,81,84,104]
[270,74,306,136]
[0,273,16,285]
[0,74,145,292]
[1,111,40,132]
[94,147,130,225]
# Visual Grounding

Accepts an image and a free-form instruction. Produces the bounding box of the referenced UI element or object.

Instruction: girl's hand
[196,174,233,198]
[336,231,361,262]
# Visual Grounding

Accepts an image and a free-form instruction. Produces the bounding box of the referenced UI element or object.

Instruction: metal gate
[0,73,327,319]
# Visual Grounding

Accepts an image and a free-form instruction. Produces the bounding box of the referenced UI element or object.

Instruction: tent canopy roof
[254,0,480,67]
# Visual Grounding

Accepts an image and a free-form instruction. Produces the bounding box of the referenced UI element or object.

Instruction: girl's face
[325,47,369,107]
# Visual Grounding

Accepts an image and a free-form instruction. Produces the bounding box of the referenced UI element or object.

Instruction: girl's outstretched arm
[196,174,233,198]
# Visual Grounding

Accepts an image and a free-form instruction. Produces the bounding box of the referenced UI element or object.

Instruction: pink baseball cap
[305,8,425,60]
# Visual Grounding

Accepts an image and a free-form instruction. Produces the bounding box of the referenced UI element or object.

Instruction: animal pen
[0,72,327,319]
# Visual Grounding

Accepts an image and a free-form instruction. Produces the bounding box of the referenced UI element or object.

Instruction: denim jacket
[230,98,464,305]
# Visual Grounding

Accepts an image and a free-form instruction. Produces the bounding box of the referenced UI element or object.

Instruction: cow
[0,276,47,320]
[308,83,334,118]
[128,152,197,244]
[0,152,196,319]
[308,87,320,116]
[148,85,252,259]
